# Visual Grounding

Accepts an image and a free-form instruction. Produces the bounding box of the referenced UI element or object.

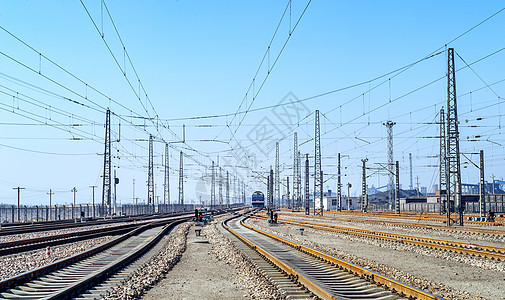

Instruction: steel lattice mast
[479,150,485,217]
[337,153,341,211]
[395,161,400,214]
[269,167,274,208]
[178,151,184,205]
[384,121,396,209]
[446,48,463,226]
[211,161,215,209]
[219,166,223,205]
[409,153,413,190]
[439,107,447,216]
[275,142,280,208]
[147,135,154,213]
[226,171,230,205]
[293,132,301,209]
[314,110,323,215]
[304,153,310,215]
[362,158,368,212]
[102,109,112,216]
[164,144,170,209]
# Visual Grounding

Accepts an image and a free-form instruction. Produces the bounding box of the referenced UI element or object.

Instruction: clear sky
[0,1,504,207]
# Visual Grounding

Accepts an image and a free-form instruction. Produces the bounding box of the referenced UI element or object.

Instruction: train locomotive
[251,191,265,209]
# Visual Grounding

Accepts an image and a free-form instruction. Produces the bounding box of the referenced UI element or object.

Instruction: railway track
[280,212,505,236]
[0,217,188,299]
[223,215,442,300]
[261,215,505,261]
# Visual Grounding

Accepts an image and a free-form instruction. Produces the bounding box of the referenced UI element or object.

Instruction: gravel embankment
[102,222,192,299]
[207,216,282,299]
[0,236,116,281]
[249,218,488,300]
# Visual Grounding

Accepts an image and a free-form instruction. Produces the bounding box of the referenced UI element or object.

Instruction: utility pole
[164,144,170,207]
[439,107,447,216]
[219,162,223,205]
[71,187,77,222]
[102,109,112,216]
[479,150,485,217]
[226,171,230,205]
[147,135,154,213]
[275,142,280,208]
[409,153,413,190]
[13,187,24,222]
[269,167,274,208]
[416,176,420,198]
[347,183,352,210]
[211,161,216,209]
[286,176,290,209]
[89,185,97,218]
[361,158,368,212]
[384,120,396,209]
[304,154,310,215]
[395,161,400,214]
[47,189,54,220]
[293,132,301,210]
[113,169,118,215]
[337,153,341,211]
[178,151,184,205]
[314,110,323,216]
[446,48,463,226]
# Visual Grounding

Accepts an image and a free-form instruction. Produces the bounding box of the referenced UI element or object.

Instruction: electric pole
[164,143,170,207]
[47,189,54,220]
[178,151,184,205]
[89,185,97,218]
[102,109,112,216]
[211,161,216,209]
[314,110,323,215]
[147,135,154,213]
[439,107,447,216]
[293,132,301,209]
[361,158,368,212]
[275,142,280,208]
[337,153,341,211]
[384,120,396,209]
[13,187,24,222]
[304,153,310,215]
[395,161,400,214]
[71,187,77,222]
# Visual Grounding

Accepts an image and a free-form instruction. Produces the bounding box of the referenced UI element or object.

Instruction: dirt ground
[142,225,247,300]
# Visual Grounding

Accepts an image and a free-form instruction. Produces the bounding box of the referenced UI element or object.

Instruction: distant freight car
[252,191,265,208]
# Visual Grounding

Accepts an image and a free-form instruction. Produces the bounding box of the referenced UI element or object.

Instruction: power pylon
[178,151,184,205]
[439,107,447,215]
[211,161,215,209]
[384,120,396,209]
[446,48,463,226]
[314,110,323,215]
[362,158,368,212]
[102,109,112,216]
[293,132,301,209]
[147,135,155,213]
[275,142,280,208]
[226,171,230,205]
[337,153,341,211]
[304,153,310,215]
[409,153,413,190]
[164,144,169,207]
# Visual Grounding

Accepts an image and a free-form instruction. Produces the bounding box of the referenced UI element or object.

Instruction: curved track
[223,215,442,300]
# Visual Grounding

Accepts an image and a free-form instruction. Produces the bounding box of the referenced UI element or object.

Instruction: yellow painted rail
[256,215,505,261]
[237,217,444,300]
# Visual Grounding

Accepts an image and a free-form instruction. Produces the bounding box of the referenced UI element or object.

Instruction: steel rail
[224,215,443,300]
[258,215,505,261]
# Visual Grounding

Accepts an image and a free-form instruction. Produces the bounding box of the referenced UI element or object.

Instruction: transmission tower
[384,120,396,209]
[219,166,223,205]
[362,158,368,212]
[314,110,323,215]
[395,161,400,214]
[102,109,112,216]
[304,153,310,215]
[446,48,463,226]
[337,153,341,211]
[439,107,447,215]
[164,144,169,208]
[293,132,301,209]
[409,153,413,190]
[269,167,274,208]
[178,151,184,205]
[226,171,230,205]
[148,135,154,213]
[211,161,215,209]
[275,142,280,208]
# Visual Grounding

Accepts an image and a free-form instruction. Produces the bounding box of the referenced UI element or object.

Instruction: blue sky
[0,1,504,206]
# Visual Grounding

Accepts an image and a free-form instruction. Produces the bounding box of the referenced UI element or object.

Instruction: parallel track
[0,217,188,299]
[258,215,505,261]
[224,215,442,300]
